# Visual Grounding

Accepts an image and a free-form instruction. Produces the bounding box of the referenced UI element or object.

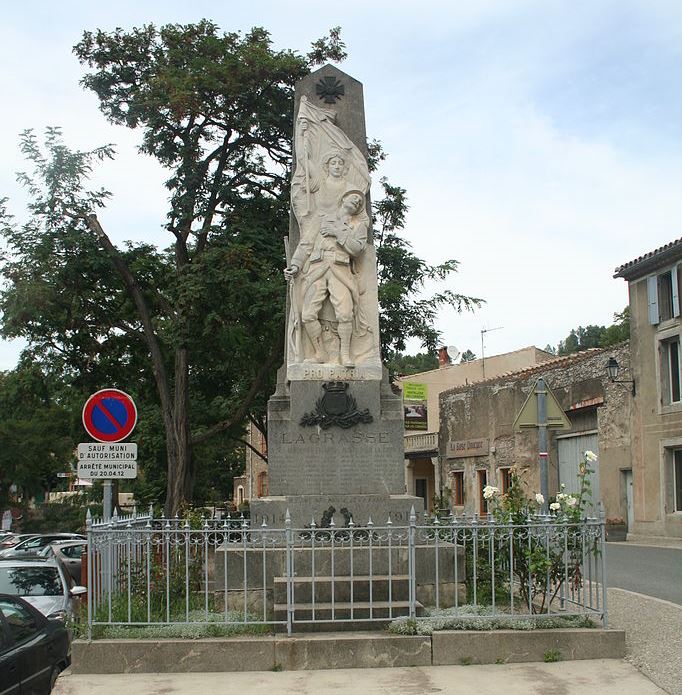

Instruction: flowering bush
[464,451,599,613]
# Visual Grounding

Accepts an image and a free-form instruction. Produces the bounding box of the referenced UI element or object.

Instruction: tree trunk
[164,347,192,516]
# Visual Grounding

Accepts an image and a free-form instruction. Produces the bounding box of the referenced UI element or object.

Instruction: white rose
[584,450,598,462]
[556,493,566,502]
[483,485,499,500]
[535,493,545,505]
[566,496,578,507]
[549,502,560,512]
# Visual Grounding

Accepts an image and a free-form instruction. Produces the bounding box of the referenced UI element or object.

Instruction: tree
[386,352,438,376]
[0,362,73,508]
[1,22,481,513]
[555,307,630,356]
[460,349,476,362]
[600,307,630,347]
[1,24,347,515]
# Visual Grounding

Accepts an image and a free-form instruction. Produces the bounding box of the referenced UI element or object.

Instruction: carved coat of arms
[300,382,373,429]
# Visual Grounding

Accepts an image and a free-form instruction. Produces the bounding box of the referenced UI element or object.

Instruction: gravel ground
[608,587,682,695]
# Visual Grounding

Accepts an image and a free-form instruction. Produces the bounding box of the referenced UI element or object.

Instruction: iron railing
[85,506,607,637]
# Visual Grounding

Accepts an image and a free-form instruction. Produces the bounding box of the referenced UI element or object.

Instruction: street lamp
[606,357,636,396]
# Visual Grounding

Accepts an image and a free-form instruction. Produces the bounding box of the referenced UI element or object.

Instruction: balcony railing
[404,431,438,454]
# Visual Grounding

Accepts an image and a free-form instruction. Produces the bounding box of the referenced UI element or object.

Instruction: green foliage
[460,349,476,362]
[75,612,270,640]
[386,351,438,376]
[388,606,596,634]
[0,361,74,507]
[544,649,562,662]
[599,307,630,347]
[555,307,629,355]
[22,498,101,534]
[473,453,600,613]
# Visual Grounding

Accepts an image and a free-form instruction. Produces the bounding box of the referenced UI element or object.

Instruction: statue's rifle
[303,126,311,216]
[284,236,303,360]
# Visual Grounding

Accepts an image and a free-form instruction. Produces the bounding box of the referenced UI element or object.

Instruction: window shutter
[648,275,660,325]
[674,266,681,318]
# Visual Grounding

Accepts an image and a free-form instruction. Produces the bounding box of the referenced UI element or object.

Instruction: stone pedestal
[252,368,424,528]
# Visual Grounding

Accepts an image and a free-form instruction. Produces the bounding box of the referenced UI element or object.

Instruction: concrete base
[71,629,625,673]
[431,628,626,665]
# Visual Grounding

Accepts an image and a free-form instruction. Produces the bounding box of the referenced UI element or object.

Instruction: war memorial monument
[250,65,424,529]
[215,66,461,626]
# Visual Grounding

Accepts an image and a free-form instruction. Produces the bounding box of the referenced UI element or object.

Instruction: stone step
[272,575,410,603]
[273,599,423,622]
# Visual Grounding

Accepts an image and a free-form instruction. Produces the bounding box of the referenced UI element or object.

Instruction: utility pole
[537,378,549,512]
[480,326,503,380]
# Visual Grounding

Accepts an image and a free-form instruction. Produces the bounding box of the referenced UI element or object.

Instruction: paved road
[606,543,682,604]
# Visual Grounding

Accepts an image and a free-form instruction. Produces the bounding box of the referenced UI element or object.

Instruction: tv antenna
[480,326,503,380]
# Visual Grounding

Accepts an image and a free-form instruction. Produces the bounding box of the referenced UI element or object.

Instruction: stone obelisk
[251,65,424,528]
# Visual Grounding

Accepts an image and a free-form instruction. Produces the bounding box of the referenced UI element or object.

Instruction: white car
[0,557,87,622]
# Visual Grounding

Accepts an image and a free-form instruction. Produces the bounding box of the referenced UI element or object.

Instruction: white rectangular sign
[78,443,137,460]
[77,460,138,479]
[77,443,138,479]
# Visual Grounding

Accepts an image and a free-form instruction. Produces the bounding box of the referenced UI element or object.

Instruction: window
[415,478,428,508]
[450,471,464,506]
[648,267,680,324]
[0,598,39,643]
[237,486,245,505]
[62,544,86,559]
[661,337,682,405]
[0,567,63,596]
[499,467,512,494]
[257,472,268,498]
[673,449,682,512]
[477,469,488,515]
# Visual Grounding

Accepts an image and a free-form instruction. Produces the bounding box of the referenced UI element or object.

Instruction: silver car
[40,539,87,584]
[0,558,86,622]
[0,533,85,559]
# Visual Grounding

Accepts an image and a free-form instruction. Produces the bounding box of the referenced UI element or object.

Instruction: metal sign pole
[537,378,549,512]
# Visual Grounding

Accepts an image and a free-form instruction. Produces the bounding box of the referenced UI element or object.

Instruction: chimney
[438,346,451,368]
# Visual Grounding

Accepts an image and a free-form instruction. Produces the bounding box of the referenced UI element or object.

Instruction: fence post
[408,505,416,619]
[285,509,293,635]
[599,501,608,628]
[86,509,93,641]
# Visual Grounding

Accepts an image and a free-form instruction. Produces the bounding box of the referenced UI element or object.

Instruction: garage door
[557,433,600,514]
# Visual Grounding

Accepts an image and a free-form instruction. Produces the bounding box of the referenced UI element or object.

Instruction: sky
[1,0,681,368]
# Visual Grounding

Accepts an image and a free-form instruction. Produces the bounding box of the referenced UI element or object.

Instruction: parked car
[0,533,35,552]
[0,592,70,693]
[0,558,87,622]
[0,533,85,559]
[40,540,87,584]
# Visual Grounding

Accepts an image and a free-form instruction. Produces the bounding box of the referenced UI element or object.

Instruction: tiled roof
[614,238,682,280]
[442,346,611,395]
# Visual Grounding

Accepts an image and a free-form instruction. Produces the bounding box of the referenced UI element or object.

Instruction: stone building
[396,346,554,513]
[438,344,632,524]
[232,421,268,509]
[615,239,682,539]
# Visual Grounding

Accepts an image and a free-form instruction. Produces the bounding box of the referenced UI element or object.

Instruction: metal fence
[85,506,608,637]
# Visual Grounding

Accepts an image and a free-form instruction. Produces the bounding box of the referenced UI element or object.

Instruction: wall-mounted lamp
[606,357,636,396]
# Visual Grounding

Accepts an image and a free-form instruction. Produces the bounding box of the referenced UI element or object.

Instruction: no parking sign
[82,388,137,443]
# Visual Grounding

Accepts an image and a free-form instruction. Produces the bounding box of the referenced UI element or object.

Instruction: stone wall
[438,343,632,520]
